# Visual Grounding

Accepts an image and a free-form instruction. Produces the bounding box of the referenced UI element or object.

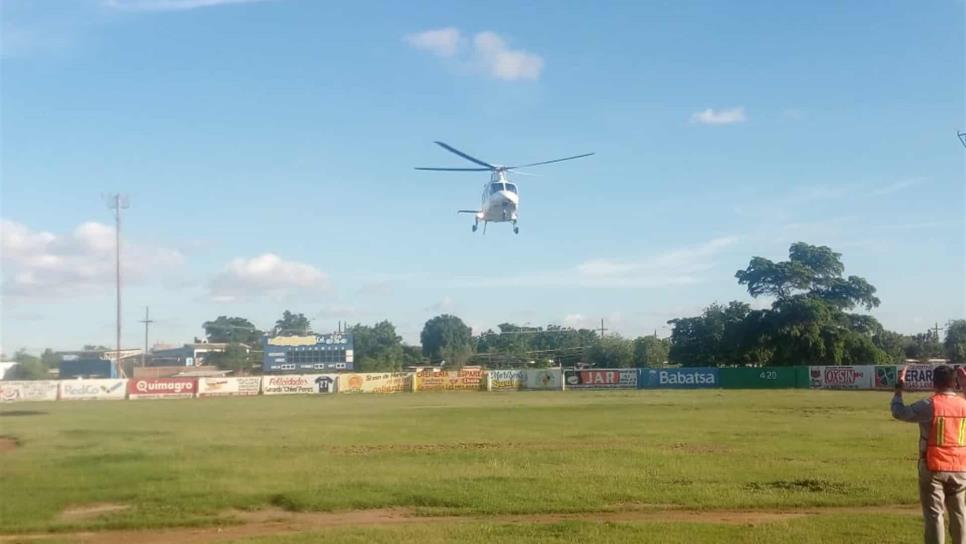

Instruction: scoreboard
[261,333,354,373]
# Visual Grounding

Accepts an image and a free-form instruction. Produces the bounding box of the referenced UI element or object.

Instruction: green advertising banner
[720,367,799,389]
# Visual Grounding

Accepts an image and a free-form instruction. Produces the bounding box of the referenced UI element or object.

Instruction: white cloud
[425,295,457,313]
[472,31,543,81]
[690,107,747,125]
[102,0,271,11]
[1,219,184,298]
[872,178,926,196]
[404,27,461,58]
[405,28,544,81]
[452,236,739,288]
[209,253,328,302]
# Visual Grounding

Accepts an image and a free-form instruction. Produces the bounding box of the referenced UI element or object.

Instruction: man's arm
[890,366,931,422]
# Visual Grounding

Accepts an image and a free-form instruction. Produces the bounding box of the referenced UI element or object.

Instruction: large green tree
[274,311,312,336]
[945,320,966,364]
[207,343,254,374]
[632,336,670,367]
[420,314,473,367]
[586,335,634,368]
[8,349,48,380]
[668,302,765,366]
[350,320,405,372]
[203,316,262,344]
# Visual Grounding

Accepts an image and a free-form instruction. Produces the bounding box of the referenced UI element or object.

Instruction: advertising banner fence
[261,374,338,395]
[59,379,127,400]
[415,369,485,391]
[565,369,638,389]
[639,368,719,389]
[808,366,874,389]
[524,369,564,390]
[719,367,798,389]
[0,380,59,402]
[893,365,942,391]
[487,369,525,391]
[338,373,413,393]
[197,377,262,397]
[127,378,197,399]
[874,366,899,390]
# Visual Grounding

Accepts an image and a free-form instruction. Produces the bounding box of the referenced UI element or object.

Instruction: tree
[905,330,944,360]
[82,344,110,351]
[668,302,759,366]
[420,314,473,367]
[586,335,633,368]
[872,329,908,363]
[735,242,880,310]
[945,320,966,364]
[632,336,669,367]
[350,320,405,372]
[274,311,312,336]
[40,348,59,369]
[207,343,253,374]
[8,349,47,380]
[203,316,262,344]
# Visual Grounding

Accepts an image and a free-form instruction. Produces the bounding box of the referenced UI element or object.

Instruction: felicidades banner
[261,374,338,395]
[59,379,127,400]
[127,378,197,399]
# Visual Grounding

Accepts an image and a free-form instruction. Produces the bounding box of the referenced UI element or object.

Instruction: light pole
[105,194,129,378]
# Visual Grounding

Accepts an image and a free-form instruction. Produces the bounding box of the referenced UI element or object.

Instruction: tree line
[5,242,965,378]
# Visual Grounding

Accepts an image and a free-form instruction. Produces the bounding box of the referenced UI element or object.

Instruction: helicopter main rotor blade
[506,152,595,169]
[414,167,493,171]
[434,141,497,169]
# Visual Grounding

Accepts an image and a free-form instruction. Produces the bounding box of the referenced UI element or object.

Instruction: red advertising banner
[127,378,197,399]
[564,369,637,388]
[808,366,874,389]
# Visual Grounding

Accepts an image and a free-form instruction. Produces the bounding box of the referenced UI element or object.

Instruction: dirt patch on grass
[0,504,921,543]
[667,442,732,454]
[329,442,503,454]
[58,504,131,523]
[747,479,850,494]
[0,436,19,452]
[0,410,46,418]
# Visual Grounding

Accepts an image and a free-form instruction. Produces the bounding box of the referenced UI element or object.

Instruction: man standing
[893,365,966,544]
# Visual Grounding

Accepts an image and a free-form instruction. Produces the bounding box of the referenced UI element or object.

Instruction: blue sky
[1,0,964,353]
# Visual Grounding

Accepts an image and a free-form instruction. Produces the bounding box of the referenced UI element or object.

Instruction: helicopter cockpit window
[489,183,503,194]
[505,183,517,194]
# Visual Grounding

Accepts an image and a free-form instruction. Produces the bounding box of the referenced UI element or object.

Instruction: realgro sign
[639,368,719,389]
[127,378,196,399]
[59,379,127,400]
[197,377,262,397]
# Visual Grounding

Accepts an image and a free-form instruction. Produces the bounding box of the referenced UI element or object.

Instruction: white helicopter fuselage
[477,171,519,223]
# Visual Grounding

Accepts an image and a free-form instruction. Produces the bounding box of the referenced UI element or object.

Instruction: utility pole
[139,307,154,367]
[932,322,946,342]
[106,194,129,378]
[599,318,608,339]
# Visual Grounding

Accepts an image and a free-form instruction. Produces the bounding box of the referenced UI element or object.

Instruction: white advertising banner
[59,379,127,400]
[0,381,59,402]
[197,377,262,397]
[338,373,412,393]
[524,369,564,390]
[261,374,338,395]
[808,366,875,389]
[488,370,524,391]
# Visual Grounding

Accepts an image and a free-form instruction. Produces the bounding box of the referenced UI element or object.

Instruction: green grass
[0,390,928,542]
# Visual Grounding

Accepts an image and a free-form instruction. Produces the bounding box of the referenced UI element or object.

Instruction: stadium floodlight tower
[104,193,130,379]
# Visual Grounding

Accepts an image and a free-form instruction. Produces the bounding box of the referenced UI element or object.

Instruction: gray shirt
[891,391,960,458]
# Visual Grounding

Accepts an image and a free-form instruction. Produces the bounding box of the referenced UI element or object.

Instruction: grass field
[0,390,930,543]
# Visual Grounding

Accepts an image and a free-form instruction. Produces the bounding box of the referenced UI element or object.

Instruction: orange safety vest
[926,394,966,472]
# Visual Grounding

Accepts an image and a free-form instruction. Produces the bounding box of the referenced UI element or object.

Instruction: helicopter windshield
[505,183,517,194]
[489,183,503,194]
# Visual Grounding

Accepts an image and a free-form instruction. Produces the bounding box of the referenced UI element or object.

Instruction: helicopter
[415,141,594,234]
